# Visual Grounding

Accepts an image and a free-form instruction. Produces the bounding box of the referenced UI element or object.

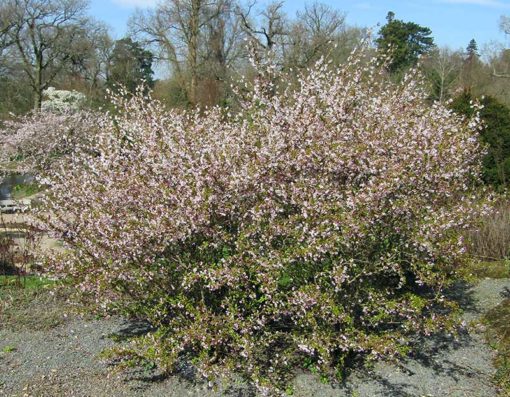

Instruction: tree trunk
[188,0,201,106]
[33,54,43,110]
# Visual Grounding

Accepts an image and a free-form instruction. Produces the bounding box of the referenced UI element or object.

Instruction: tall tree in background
[284,1,346,69]
[236,1,287,54]
[376,11,434,74]
[422,47,462,103]
[107,37,155,94]
[492,16,510,79]
[62,23,112,95]
[0,0,94,110]
[199,0,243,105]
[461,38,484,92]
[130,0,237,106]
[466,38,478,59]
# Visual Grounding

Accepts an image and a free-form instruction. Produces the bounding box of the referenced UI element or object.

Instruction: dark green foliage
[451,92,510,187]
[466,39,478,59]
[376,11,434,74]
[107,37,155,94]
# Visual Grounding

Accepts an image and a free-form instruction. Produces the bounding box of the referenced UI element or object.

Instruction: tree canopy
[107,37,155,94]
[0,0,96,109]
[376,11,434,74]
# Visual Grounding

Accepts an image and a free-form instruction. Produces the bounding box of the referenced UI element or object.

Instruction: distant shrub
[37,54,489,395]
[41,87,86,114]
[0,110,102,173]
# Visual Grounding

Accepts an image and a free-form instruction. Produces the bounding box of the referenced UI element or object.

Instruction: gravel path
[1,278,508,397]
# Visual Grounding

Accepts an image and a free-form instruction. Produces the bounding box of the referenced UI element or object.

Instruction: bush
[465,197,510,261]
[451,92,510,188]
[38,55,489,395]
[0,109,102,173]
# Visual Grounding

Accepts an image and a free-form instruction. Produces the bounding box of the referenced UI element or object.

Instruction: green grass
[484,298,510,396]
[1,345,16,353]
[459,259,510,281]
[0,275,70,331]
[10,182,42,200]
[0,275,55,289]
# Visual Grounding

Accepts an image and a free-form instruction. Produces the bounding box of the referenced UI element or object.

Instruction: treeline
[1,0,510,110]
[1,0,510,185]
[0,0,360,112]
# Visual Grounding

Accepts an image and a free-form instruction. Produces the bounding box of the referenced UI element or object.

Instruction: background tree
[106,37,155,94]
[130,0,237,106]
[421,47,462,103]
[466,38,479,58]
[376,11,434,74]
[500,15,510,37]
[61,23,113,97]
[0,5,14,56]
[0,0,96,110]
[461,38,486,92]
[451,92,510,187]
[197,0,243,105]
[283,1,346,70]
[237,1,287,55]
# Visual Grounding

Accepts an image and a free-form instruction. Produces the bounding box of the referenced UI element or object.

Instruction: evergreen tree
[466,38,479,59]
[461,38,483,92]
[451,92,510,187]
[107,38,155,94]
[376,11,435,74]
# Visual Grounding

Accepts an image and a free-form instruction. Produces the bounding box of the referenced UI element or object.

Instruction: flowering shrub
[0,87,91,173]
[41,87,86,114]
[37,55,489,395]
[0,110,100,173]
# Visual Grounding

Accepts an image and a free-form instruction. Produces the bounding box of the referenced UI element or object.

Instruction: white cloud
[111,0,157,8]
[441,0,510,7]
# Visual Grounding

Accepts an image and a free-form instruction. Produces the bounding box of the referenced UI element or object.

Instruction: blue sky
[89,0,510,51]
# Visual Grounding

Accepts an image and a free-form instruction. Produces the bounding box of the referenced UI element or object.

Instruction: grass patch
[484,298,510,396]
[10,182,42,200]
[1,345,16,353]
[0,275,71,331]
[0,275,54,289]
[460,259,510,280]
[465,198,510,261]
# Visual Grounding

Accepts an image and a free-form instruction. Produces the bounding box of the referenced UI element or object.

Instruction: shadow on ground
[96,279,505,397]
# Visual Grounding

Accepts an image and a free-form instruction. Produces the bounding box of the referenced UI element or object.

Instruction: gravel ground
[0,278,508,397]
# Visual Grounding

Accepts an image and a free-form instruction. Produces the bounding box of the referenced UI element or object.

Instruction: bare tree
[298,2,345,40]
[236,1,287,53]
[0,6,15,55]
[0,0,93,109]
[482,40,510,79]
[422,47,463,103]
[131,0,237,106]
[489,17,510,79]
[500,15,510,36]
[285,2,346,69]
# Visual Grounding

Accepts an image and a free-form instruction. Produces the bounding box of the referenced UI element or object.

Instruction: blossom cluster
[35,54,489,395]
[0,109,100,173]
[41,87,86,114]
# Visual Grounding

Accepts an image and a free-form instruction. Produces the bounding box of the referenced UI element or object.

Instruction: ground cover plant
[33,52,491,395]
[0,275,68,331]
[484,296,510,396]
